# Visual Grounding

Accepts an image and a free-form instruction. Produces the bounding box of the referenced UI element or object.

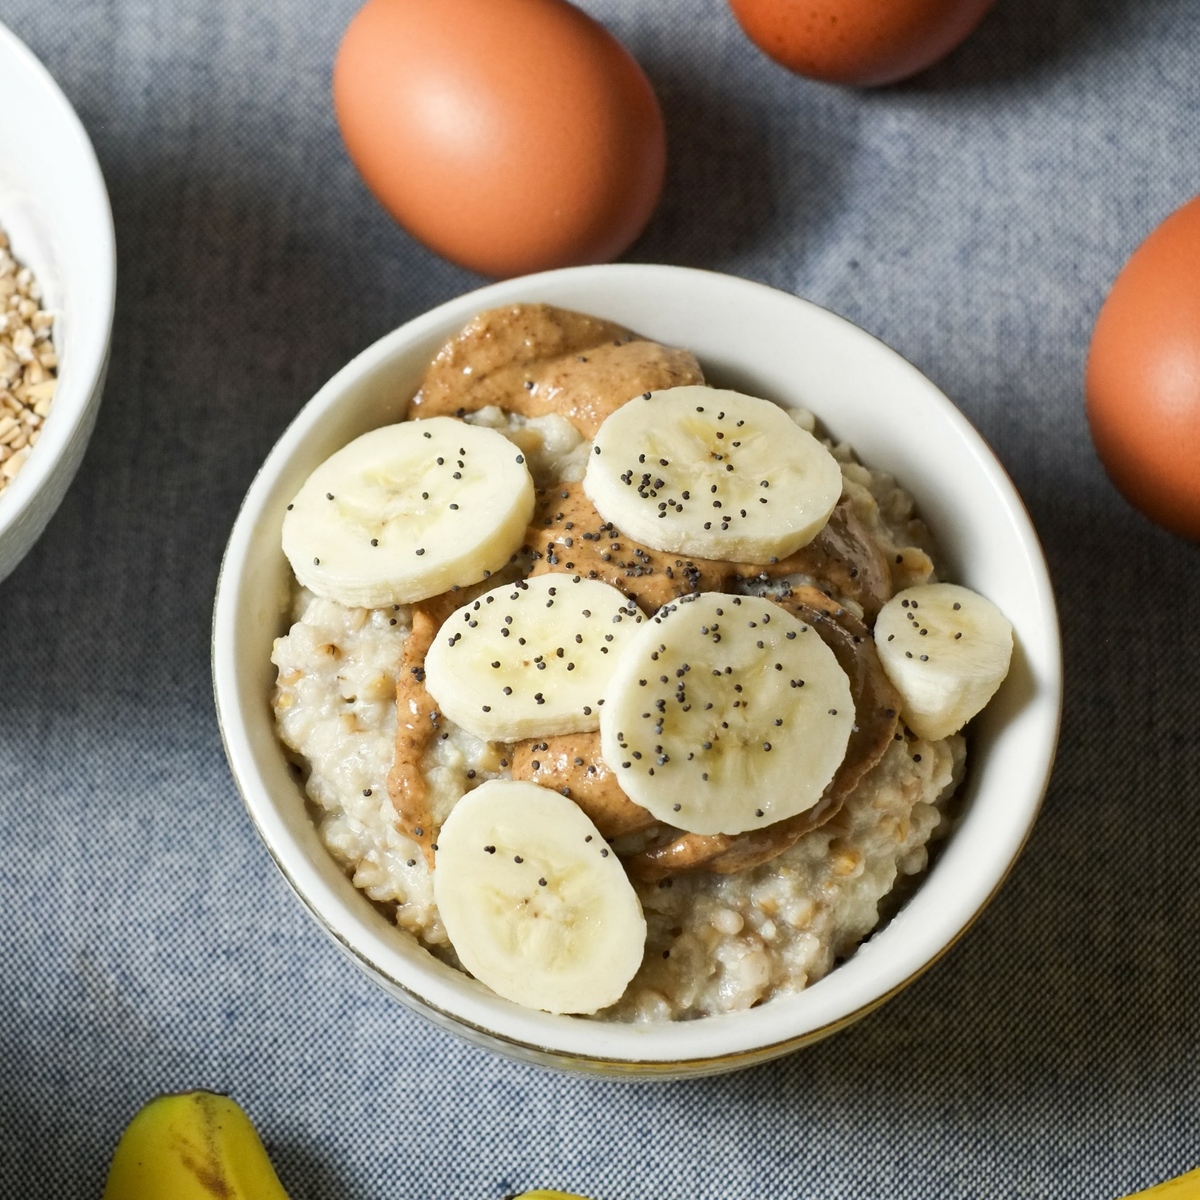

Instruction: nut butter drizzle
[390,303,703,868]
[523,487,902,878]
[410,303,705,439]
[625,587,902,881]
[390,302,902,878]
[386,591,461,869]
[527,483,893,620]
[511,731,658,840]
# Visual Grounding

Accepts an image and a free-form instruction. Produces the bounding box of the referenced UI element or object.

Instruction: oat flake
[0,226,57,494]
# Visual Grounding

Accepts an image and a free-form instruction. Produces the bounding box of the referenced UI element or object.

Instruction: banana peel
[103,1091,290,1200]
[101,1094,591,1200]
[103,1093,1200,1200]
[517,1171,1200,1200]
[1129,1167,1200,1198]
[513,1194,592,1200]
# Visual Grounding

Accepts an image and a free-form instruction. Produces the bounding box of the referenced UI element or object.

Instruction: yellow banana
[102,1092,1199,1200]
[514,1194,593,1200]
[1128,1167,1200,1198]
[103,1090,290,1200]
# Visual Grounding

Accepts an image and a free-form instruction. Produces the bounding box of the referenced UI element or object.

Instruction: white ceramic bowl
[0,23,115,585]
[213,264,1061,1078]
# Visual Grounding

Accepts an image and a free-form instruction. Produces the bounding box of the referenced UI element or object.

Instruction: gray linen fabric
[2,0,1199,1195]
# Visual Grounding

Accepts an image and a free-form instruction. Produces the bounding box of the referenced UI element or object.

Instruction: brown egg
[333,0,665,279]
[726,0,996,86]
[1086,195,1200,542]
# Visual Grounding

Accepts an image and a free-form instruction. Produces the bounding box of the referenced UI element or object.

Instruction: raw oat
[0,226,57,493]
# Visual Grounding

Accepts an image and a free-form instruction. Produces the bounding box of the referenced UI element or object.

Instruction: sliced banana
[583,386,843,563]
[423,574,644,742]
[599,592,854,836]
[875,583,1013,741]
[282,417,534,607]
[433,780,646,1015]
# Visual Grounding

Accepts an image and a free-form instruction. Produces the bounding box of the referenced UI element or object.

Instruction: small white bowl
[213,264,1061,1078]
[0,23,115,585]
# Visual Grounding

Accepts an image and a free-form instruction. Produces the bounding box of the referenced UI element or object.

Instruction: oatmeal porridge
[271,303,1010,1020]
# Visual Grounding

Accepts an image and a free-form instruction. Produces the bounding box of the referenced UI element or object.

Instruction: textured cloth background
[1,0,1199,1195]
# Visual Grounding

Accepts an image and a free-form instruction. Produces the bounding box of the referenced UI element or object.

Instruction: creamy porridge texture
[271,304,1008,1021]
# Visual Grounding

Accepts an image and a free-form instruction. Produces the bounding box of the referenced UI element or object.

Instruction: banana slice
[433,780,646,1014]
[423,574,644,742]
[583,386,843,562]
[875,583,1013,741]
[282,417,534,607]
[599,592,854,836]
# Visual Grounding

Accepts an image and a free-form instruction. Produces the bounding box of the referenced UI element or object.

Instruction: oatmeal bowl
[0,23,115,585]
[212,264,1061,1078]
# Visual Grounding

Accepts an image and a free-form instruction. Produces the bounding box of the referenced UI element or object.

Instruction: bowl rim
[213,263,1062,1069]
[0,22,117,548]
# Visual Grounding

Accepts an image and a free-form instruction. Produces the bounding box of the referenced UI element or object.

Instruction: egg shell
[1086,195,1200,542]
[333,0,665,278]
[726,0,996,86]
